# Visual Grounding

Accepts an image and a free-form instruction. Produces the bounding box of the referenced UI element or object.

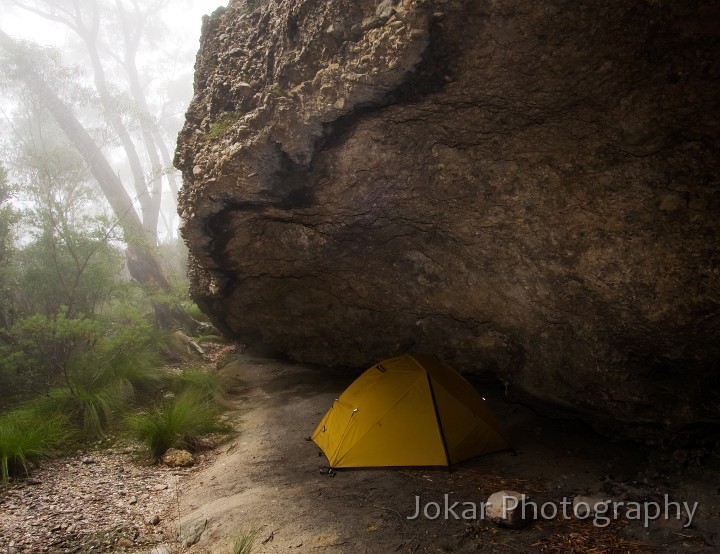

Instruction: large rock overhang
[175,0,720,443]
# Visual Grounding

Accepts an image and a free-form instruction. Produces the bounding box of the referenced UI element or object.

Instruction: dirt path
[169,354,720,554]
[1,353,717,553]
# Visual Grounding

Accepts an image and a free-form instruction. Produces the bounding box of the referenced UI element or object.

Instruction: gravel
[0,448,210,553]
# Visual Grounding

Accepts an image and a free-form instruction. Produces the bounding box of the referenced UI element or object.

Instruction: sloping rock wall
[175,0,720,441]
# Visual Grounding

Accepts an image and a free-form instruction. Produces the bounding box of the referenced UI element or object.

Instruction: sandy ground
[168,354,720,554]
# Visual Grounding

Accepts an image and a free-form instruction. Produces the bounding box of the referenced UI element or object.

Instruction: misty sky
[1,1,223,46]
[0,0,227,241]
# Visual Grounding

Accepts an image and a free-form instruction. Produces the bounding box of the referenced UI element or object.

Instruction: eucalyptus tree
[7,0,164,240]
[0,34,174,304]
[0,1,211,328]
[2,0,200,241]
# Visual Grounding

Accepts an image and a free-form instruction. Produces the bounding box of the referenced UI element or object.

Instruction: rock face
[175,0,720,441]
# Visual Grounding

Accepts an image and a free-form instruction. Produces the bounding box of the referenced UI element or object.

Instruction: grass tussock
[31,359,154,439]
[40,379,133,438]
[232,529,259,554]
[0,409,73,483]
[0,294,228,481]
[108,350,166,400]
[126,389,228,459]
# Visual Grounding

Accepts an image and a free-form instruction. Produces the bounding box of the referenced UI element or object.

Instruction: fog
[0,0,225,242]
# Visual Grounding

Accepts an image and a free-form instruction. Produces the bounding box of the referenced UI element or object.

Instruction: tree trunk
[41,84,171,291]
[86,42,158,242]
[0,31,203,332]
[153,127,179,204]
[116,3,164,241]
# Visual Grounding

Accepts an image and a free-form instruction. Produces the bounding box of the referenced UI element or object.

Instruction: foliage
[0,288,211,475]
[0,36,79,98]
[170,367,228,404]
[37,380,132,439]
[183,301,209,323]
[0,145,200,441]
[15,228,124,318]
[0,163,14,253]
[0,163,18,329]
[126,389,228,459]
[0,408,73,483]
[9,123,125,319]
[0,0,207,244]
[0,2,229,483]
[0,309,102,396]
[155,238,190,283]
[1,299,156,381]
[0,127,133,398]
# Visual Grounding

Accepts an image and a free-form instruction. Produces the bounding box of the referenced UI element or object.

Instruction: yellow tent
[311,354,509,468]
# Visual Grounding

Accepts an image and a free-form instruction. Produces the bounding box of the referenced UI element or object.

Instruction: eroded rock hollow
[175,0,720,441]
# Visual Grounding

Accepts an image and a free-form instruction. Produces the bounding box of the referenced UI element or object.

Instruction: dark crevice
[201,147,316,286]
[204,207,248,280]
[270,146,316,209]
[315,12,460,154]
[387,14,459,104]
[258,12,462,191]
[192,293,235,337]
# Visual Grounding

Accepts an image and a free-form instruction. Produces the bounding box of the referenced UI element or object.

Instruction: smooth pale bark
[38,82,171,291]
[82,27,158,241]
[114,0,164,237]
[10,69,199,330]
[153,126,179,204]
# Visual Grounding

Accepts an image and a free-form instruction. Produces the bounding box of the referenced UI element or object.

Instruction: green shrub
[2,299,167,416]
[93,308,166,401]
[0,310,103,395]
[183,301,208,322]
[110,358,165,401]
[14,222,124,319]
[0,304,162,388]
[194,333,224,344]
[0,408,73,483]
[22,308,166,438]
[126,390,228,459]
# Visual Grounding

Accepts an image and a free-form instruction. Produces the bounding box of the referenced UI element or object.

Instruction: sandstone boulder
[175,0,720,441]
[161,448,194,467]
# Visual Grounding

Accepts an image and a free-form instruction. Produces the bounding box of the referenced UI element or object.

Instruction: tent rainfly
[311,354,509,468]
